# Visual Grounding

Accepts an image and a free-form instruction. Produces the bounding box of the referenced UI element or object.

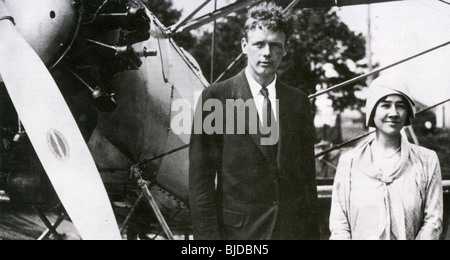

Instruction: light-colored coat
[330,135,443,240]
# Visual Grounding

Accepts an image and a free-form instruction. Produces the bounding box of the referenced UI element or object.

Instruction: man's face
[242,27,286,80]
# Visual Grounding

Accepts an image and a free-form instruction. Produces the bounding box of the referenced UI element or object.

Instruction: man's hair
[243,2,293,42]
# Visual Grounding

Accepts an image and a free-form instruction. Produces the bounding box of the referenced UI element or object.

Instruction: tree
[141,0,183,26]
[183,3,369,112]
[284,7,369,111]
[188,14,245,83]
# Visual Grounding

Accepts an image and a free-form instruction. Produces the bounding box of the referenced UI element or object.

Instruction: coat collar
[352,134,414,184]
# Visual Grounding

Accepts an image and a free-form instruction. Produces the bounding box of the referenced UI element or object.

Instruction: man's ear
[241,38,248,54]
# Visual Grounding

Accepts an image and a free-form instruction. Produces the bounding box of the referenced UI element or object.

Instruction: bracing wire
[137,0,450,164]
[82,0,110,25]
[438,0,450,6]
[138,97,450,165]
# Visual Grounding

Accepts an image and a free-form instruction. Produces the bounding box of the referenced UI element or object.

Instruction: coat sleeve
[416,152,443,240]
[329,154,352,240]
[188,88,222,240]
[298,93,320,240]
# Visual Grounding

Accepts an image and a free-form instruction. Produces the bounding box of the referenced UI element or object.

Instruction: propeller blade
[0,1,121,240]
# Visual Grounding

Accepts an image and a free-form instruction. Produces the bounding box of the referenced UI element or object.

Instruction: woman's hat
[366,76,416,127]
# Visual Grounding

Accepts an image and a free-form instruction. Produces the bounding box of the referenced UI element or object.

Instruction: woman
[329,76,443,240]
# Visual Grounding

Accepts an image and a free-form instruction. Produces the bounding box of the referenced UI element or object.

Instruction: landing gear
[120,165,175,240]
[34,206,66,240]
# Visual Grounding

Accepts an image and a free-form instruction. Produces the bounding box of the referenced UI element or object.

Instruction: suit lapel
[231,71,274,164]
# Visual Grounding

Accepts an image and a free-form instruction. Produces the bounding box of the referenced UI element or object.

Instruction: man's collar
[245,67,277,93]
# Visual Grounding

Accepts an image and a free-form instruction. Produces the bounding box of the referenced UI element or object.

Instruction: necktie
[260,86,279,165]
[260,86,272,127]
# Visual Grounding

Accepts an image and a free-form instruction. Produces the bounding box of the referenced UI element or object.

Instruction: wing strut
[171,0,212,33]
[172,0,263,34]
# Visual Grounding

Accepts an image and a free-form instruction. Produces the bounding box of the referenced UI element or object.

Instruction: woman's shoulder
[409,144,439,162]
[338,149,359,164]
[407,144,442,185]
[338,138,373,163]
[339,150,354,161]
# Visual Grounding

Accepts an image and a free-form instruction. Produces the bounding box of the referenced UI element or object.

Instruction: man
[189,2,319,240]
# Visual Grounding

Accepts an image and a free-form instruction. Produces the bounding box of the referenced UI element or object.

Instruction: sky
[337,0,450,107]
[171,0,450,109]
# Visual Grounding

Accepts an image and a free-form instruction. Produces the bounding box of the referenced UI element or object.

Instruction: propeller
[0,0,121,240]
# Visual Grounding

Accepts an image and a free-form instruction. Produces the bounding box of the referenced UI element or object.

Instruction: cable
[438,0,450,6]
[139,96,450,164]
[83,0,110,25]
[154,20,170,84]
[171,0,212,33]
[315,97,450,158]
[310,40,450,99]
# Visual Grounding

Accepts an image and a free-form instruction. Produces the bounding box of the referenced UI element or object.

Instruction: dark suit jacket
[189,70,319,240]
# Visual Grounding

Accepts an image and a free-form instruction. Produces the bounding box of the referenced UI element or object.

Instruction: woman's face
[373,95,408,136]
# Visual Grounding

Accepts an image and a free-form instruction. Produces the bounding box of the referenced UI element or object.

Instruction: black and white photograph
[0,0,449,242]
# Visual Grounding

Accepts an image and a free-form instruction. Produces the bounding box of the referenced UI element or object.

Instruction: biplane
[0,0,448,240]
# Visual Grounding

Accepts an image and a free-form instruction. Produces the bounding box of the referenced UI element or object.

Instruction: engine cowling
[0,0,78,82]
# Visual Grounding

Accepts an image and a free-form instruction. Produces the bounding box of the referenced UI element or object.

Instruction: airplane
[1,0,448,240]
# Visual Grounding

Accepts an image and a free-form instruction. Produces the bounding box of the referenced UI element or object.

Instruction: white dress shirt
[245,68,278,124]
